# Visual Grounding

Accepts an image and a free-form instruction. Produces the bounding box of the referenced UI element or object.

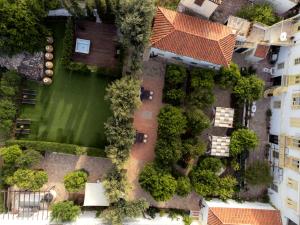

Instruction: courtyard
[18,22,111,149]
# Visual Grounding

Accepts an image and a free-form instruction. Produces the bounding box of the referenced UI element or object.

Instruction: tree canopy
[0,145,22,165]
[216,63,241,89]
[64,170,88,192]
[0,0,48,55]
[15,149,42,168]
[230,129,259,156]
[185,107,210,135]
[236,3,280,26]
[50,201,81,222]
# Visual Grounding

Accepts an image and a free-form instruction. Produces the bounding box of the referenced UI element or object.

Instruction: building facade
[267,21,300,225]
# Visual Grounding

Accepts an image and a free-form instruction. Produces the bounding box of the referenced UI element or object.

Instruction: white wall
[179,0,218,18]
[150,48,222,69]
[254,0,297,14]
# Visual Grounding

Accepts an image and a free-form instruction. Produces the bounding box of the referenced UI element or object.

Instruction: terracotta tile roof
[254,44,270,59]
[208,207,282,225]
[151,7,236,67]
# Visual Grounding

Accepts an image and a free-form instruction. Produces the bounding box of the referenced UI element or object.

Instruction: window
[287,177,298,191]
[292,94,300,108]
[290,118,300,128]
[291,139,300,148]
[286,198,298,211]
[277,62,284,69]
[172,56,182,61]
[190,62,198,65]
[273,151,279,158]
[269,134,279,144]
[157,53,164,57]
[273,101,281,108]
[287,137,300,149]
[295,58,300,65]
[292,159,300,170]
[270,183,278,192]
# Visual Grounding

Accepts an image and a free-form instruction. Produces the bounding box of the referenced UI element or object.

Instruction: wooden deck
[72,21,118,68]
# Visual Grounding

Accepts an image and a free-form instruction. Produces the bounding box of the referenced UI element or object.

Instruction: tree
[6,169,48,190]
[233,76,265,102]
[0,145,22,165]
[155,137,182,166]
[64,170,88,192]
[189,90,215,109]
[105,76,141,119]
[15,149,43,168]
[216,63,241,89]
[101,199,149,225]
[165,64,187,86]
[139,164,177,201]
[198,157,223,173]
[190,68,215,90]
[230,129,259,156]
[245,161,272,185]
[158,105,187,137]
[0,0,48,55]
[182,138,206,160]
[176,177,192,197]
[50,201,81,222]
[185,107,210,135]
[0,99,17,120]
[236,3,280,26]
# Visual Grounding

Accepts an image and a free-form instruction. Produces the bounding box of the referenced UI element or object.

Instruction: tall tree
[230,128,259,156]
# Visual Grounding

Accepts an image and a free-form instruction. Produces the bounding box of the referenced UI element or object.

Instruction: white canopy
[210,136,230,157]
[48,8,72,17]
[75,38,91,54]
[83,182,109,206]
[214,107,234,128]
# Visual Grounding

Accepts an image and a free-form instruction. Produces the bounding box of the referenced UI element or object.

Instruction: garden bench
[135,132,148,144]
[15,129,31,135]
[140,87,153,101]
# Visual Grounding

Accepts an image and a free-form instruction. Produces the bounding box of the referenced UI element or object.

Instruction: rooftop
[151,7,236,67]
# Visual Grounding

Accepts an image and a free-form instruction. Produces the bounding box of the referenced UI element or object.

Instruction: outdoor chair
[16,119,31,125]
[135,132,148,144]
[140,87,154,101]
[21,99,36,105]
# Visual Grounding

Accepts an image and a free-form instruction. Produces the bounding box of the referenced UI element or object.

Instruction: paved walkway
[126,59,201,211]
[40,152,112,201]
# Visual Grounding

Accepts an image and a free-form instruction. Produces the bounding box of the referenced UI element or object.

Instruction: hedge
[5,140,106,157]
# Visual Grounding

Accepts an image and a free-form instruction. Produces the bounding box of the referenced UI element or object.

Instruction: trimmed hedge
[6,140,105,157]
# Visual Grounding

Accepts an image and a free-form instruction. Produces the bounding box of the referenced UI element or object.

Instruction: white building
[266,15,300,225]
[178,0,222,18]
[150,7,236,69]
[254,0,299,15]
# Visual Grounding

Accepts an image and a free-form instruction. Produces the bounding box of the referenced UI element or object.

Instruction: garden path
[126,58,201,211]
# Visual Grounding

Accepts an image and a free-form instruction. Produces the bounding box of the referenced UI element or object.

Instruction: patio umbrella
[45,53,54,60]
[45,45,54,53]
[47,37,54,44]
[45,69,54,77]
[45,61,53,69]
[43,77,52,85]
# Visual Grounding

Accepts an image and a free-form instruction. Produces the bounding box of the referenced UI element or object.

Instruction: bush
[198,157,223,173]
[165,64,187,86]
[188,89,215,109]
[216,63,241,89]
[164,89,185,106]
[182,138,206,159]
[64,170,88,192]
[15,149,43,168]
[176,177,191,197]
[61,17,74,68]
[0,145,22,165]
[6,169,48,191]
[68,62,91,74]
[51,201,81,222]
[45,0,61,10]
[245,161,272,185]
[183,215,193,225]
[185,107,210,135]
[158,105,187,137]
[139,164,177,201]
[155,137,182,166]
[230,129,259,157]
[233,76,264,102]
[5,140,105,157]
[236,3,280,26]
[190,67,215,90]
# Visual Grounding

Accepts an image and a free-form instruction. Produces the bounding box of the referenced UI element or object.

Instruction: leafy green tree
[190,68,215,90]
[0,145,22,165]
[198,157,223,173]
[0,0,48,55]
[164,89,186,106]
[50,201,81,222]
[245,161,272,185]
[1,71,22,86]
[189,89,215,109]
[6,169,48,190]
[217,176,238,200]
[15,149,43,168]
[0,99,17,119]
[216,63,241,89]
[158,105,187,137]
[176,177,191,197]
[230,129,259,156]
[165,64,187,86]
[182,138,206,160]
[236,3,280,25]
[155,137,182,166]
[101,199,149,225]
[186,107,210,135]
[233,76,265,102]
[139,164,177,201]
[105,76,141,119]
[64,170,88,192]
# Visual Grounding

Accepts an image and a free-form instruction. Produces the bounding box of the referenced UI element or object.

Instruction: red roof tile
[151,7,236,67]
[254,44,270,58]
[208,207,282,225]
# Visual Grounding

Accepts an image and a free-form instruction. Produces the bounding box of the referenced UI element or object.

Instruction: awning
[214,107,234,128]
[83,182,109,206]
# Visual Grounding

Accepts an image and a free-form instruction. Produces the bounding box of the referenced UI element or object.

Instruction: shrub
[185,107,210,135]
[236,3,280,26]
[165,64,187,86]
[15,149,43,168]
[45,0,61,10]
[188,89,215,109]
[230,129,259,157]
[164,89,185,106]
[182,138,206,159]
[139,164,177,201]
[216,63,241,89]
[245,161,272,185]
[68,62,91,74]
[6,169,48,191]
[158,105,187,137]
[61,17,74,68]
[198,157,223,173]
[183,215,193,225]
[176,177,191,197]
[51,201,81,222]
[190,68,215,90]
[155,137,182,166]
[0,145,22,165]
[64,170,88,192]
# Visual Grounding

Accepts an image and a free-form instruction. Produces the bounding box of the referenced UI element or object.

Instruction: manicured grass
[19,22,111,149]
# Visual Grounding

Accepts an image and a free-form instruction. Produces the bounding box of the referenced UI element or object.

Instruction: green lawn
[19,22,111,149]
